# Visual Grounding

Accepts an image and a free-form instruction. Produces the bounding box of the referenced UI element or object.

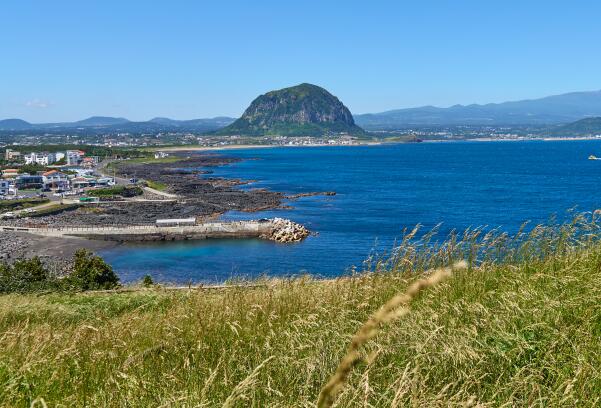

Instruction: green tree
[69,249,120,290]
[19,163,47,174]
[0,257,53,293]
[142,274,154,287]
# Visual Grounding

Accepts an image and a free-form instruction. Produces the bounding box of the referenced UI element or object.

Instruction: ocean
[99,140,601,283]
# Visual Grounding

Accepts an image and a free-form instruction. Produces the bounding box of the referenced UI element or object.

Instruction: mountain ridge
[354,90,601,129]
[0,116,236,132]
[5,89,601,133]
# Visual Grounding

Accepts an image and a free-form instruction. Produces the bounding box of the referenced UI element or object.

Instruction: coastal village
[0,146,310,249]
[0,148,112,201]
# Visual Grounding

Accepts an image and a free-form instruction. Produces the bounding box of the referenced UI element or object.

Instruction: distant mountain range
[5,89,601,134]
[354,90,601,129]
[0,116,235,133]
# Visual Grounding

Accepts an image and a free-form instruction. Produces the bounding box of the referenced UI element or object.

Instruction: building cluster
[21,150,100,167]
[0,168,115,197]
[1,149,112,197]
[4,148,101,168]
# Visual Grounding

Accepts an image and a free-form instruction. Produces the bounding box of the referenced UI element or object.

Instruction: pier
[0,218,309,243]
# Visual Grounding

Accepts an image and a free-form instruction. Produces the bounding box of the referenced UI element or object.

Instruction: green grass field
[1,218,600,406]
[25,203,79,218]
[104,156,182,173]
[145,179,168,191]
[87,185,143,198]
[123,156,182,165]
[0,198,49,211]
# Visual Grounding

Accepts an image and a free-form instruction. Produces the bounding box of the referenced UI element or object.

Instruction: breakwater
[0,219,309,243]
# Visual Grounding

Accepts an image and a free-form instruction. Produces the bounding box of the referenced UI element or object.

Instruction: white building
[24,152,55,166]
[0,180,10,195]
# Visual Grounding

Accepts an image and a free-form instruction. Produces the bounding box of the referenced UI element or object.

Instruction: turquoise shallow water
[99,140,601,283]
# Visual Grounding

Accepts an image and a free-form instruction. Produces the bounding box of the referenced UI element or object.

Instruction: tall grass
[0,214,600,406]
[317,261,467,408]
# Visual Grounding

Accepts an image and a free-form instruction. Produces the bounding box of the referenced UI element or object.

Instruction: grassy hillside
[548,116,601,136]
[1,219,601,406]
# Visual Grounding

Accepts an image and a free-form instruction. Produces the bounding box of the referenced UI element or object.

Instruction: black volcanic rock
[216,83,365,136]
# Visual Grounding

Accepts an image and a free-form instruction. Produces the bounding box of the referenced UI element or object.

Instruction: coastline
[0,150,297,268]
[0,230,119,270]
[426,136,601,143]
[156,141,383,152]
[6,136,601,275]
[153,136,601,153]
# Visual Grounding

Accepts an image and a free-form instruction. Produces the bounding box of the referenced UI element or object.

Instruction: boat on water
[589,155,601,160]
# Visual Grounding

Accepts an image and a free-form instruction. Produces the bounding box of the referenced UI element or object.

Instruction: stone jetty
[1,218,310,244]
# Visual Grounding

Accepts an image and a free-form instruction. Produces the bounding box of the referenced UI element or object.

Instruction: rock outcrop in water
[216,83,365,136]
[263,218,310,243]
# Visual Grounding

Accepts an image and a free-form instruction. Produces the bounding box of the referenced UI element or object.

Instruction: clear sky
[2,0,601,122]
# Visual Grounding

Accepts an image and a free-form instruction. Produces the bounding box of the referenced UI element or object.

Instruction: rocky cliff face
[217,83,365,136]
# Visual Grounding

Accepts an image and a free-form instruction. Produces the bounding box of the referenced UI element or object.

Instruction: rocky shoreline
[0,231,116,275]
[7,153,285,228]
[0,151,328,270]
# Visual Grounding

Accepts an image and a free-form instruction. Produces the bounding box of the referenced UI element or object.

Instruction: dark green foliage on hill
[18,163,47,174]
[0,251,119,293]
[549,116,601,136]
[216,83,365,136]
[69,249,120,290]
[0,258,58,293]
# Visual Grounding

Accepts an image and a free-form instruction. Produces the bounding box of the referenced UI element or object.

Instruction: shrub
[68,249,120,290]
[0,257,58,293]
[142,274,154,287]
[88,186,143,198]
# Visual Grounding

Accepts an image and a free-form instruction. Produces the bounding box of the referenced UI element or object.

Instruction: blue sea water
[99,140,601,283]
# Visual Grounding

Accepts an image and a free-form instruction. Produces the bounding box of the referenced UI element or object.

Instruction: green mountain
[216,83,365,136]
[549,117,601,136]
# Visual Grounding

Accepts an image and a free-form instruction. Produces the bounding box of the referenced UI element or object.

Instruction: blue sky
[2,0,601,122]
